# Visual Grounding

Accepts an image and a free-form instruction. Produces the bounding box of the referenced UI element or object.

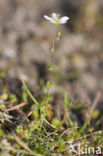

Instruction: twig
[3,102,28,112]
[47,130,58,137]
[40,110,57,129]
[65,129,103,145]
[0,111,14,119]
[60,127,80,138]
[14,134,34,154]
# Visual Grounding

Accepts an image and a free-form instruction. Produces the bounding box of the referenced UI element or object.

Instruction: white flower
[44,13,70,25]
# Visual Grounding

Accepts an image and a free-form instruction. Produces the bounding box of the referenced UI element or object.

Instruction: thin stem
[43,27,59,108]
[49,27,57,85]
[40,110,57,129]
[42,27,57,108]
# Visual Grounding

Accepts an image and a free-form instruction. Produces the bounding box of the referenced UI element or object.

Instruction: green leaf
[22,80,39,106]
[64,92,73,128]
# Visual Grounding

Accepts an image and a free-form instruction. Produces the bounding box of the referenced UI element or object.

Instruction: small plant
[0,12,103,156]
[43,13,69,105]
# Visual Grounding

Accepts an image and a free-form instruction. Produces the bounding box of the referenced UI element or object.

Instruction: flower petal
[52,13,57,19]
[59,16,70,24]
[50,19,56,24]
[44,15,52,21]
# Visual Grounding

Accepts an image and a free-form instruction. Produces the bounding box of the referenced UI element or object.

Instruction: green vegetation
[0,81,103,155]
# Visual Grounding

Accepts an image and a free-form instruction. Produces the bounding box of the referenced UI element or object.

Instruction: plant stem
[49,27,57,88]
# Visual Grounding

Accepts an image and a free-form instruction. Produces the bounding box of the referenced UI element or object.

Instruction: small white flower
[44,12,70,25]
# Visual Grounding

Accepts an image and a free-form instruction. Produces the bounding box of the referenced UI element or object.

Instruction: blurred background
[0,0,103,109]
